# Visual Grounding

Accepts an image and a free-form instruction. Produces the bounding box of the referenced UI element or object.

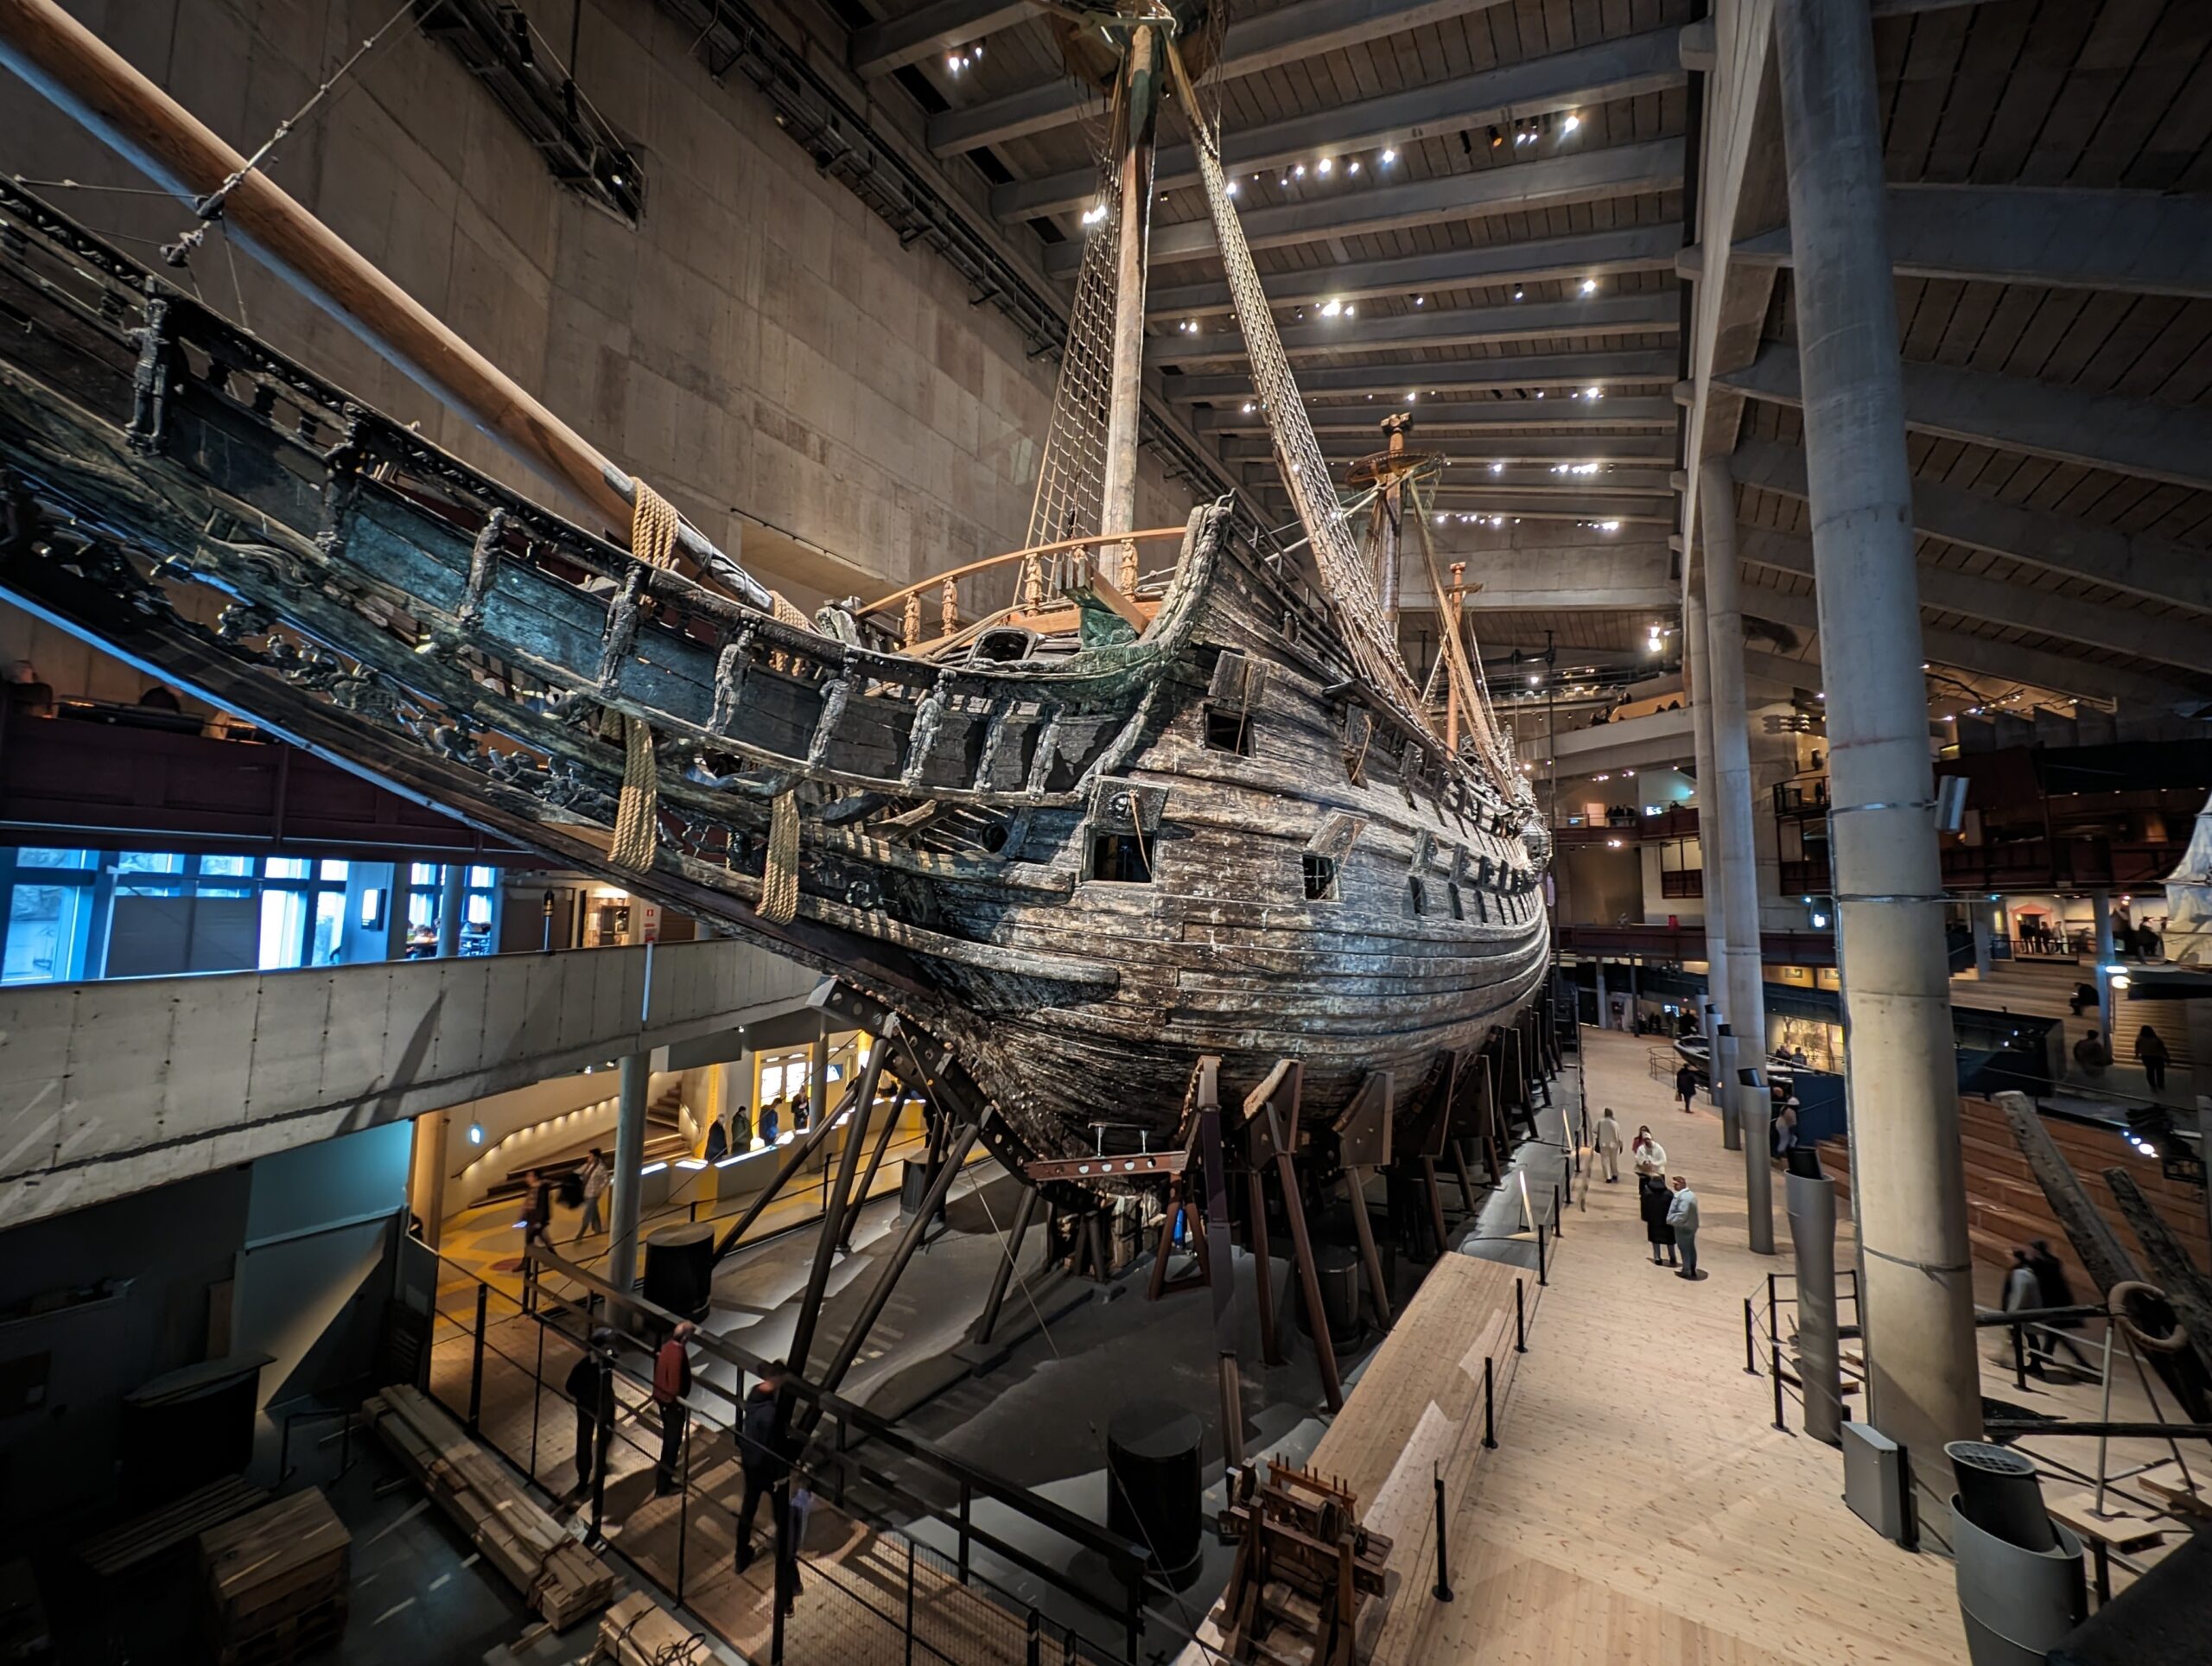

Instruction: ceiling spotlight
[1081,203,1107,226]
[1241,401,1255,413]
[1344,303,1356,316]
[1488,126,1503,149]
[1380,147,1397,163]
[1561,111,1580,133]
[946,52,962,71]
[1490,461,1503,474]
[1585,387,1602,400]
[1226,179,1239,195]
[1413,293,1425,306]
[972,41,982,56]
[1318,157,1333,175]
[1435,513,1447,525]
[1321,298,1343,316]
[1600,520,1621,532]
[1512,287,1525,302]
[1406,391,1418,401]
[1294,163,1306,177]
[1580,277,1598,295]
[1348,160,1361,174]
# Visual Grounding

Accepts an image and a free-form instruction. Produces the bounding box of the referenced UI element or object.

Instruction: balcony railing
[1555,923,1837,966]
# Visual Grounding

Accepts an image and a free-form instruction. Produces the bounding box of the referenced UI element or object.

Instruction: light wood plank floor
[1404,1027,1970,1665]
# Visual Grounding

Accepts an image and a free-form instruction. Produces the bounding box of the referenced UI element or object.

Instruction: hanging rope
[760,789,802,924]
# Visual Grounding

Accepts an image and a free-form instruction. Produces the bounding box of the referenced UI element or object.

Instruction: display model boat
[0,3,1551,1192]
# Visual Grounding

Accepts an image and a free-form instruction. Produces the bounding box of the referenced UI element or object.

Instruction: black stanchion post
[1431,1466,1453,1602]
[904,1541,916,1666]
[1514,1279,1527,1353]
[1766,1271,1778,1351]
[958,1479,972,1584]
[676,1432,690,1602]
[771,1478,790,1664]
[1536,1222,1548,1286]
[1744,1298,1760,1376]
[1027,1609,1042,1666]
[1770,1335,1787,1434]
[529,1319,544,1479]
[1482,1354,1497,1449]
[1553,1183,1562,1237]
[467,1281,488,1433]
[1063,1624,1077,1666]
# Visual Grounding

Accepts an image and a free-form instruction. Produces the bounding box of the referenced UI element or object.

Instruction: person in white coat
[1593,1108,1624,1182]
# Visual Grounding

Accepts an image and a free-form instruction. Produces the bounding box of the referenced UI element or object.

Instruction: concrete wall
[0,934,818,1226]
[3,0,1194,607]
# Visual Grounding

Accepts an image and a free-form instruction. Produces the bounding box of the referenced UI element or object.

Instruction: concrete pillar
[607,1052,650,1300]
[409,1110,448,1250]
[1970,905,1994,979]
[2092,888,2116,1036]
[384,863,411,962]
[1776,0,1982,1466]
[436,864,466,957]
[1701,463,1774,1250]
[1685,585,1732,1094]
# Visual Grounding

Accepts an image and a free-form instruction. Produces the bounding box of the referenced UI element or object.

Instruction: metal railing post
[1536,1222,1548,1286]
[1744,1298,1760,1376]
[1514,1279,1527,1353]
[676,1430,690,1602]
[529,1319,544,1479]
[1483,1355,1497,1449]
[1552,1183,1562,1237]
[904,1540,916,1666]
[1027,1609,1043,1666]
[958,1479,972,1584]
[1771,1333,1788,1433]
[467,1281,488,1433]
[1431,1466,1453,1602]
[771,1478,789,1665]
[2013,1319,2029,1391]
[588,1356,609,1544]
[1765,1271,1778,1353]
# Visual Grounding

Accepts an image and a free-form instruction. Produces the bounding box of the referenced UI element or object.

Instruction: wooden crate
[199,1487,350,1665]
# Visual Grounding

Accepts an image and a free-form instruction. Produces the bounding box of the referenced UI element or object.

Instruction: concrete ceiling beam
[929,0,1520,155]
[1221,433,1678,464]
[1049,140,1682,277]
[1147,225,1681,321]
[1730,436,2212,615]
[1166,348,1678,403]
[1739,582,2202,709]
[1199,395,1675,434]
[994,29,1684,221]
[1148,289,1677,367]
[1732,184,2212,301]
[850,0,1032,79]
[1721,345,2212,494]
[1251,488,1673,524]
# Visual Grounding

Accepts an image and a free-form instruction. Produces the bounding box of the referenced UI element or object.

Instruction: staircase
[1821,1096,2209,1298]
[1954,954,2198,1091]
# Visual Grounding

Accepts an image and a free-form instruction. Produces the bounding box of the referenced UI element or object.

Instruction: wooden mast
[1099,22,1161,590]
[1375,411,1410,624]
[0,0,772,611]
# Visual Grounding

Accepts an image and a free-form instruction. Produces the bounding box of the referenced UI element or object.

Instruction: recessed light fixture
[1580,277,1598,295]
[1317,157,1333,175]
[1380,147,1398,163]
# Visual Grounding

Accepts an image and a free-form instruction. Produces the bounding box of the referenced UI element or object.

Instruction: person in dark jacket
[1674,1061,1698,1115]
[2137,1026,2171,1092]
[2026,1241,2095,1372]
[734,1361,794,1573]
[1639,1170,1677,1268]
[564,1329,616,1491]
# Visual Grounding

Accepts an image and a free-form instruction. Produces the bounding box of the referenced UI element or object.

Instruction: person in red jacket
[652,1321,696,1496]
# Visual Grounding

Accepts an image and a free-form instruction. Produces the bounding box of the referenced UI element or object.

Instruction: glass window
[116,852,184,874]
[466,893,492,926]
[318,859,351,881]
[258,888,308,969]
[200,855,253,877]
[468,866,496,888]
[4,881,90,983]
[16,848,92,869]
[410,862,438,885]
[310,891,346,967]
[408,890,434,931]
[264,857,310,881]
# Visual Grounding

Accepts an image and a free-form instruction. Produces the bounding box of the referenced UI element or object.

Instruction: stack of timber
[1821,1095,2209,1290]
[362,1384,613,1629]
[1176,1254,1542,1665]
[73,1476,271,1576]
[197,1489,350,1666]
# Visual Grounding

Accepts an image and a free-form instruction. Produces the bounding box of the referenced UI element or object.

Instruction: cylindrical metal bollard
[1515,1279,1527,1352]
[1431,1468,1453,1601]
[1483,1355,1497,1449]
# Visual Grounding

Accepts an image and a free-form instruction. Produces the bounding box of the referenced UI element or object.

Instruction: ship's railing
[854,528,1190,652]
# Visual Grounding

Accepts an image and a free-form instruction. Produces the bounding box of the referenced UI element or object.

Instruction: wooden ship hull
[0,179,1551,1180]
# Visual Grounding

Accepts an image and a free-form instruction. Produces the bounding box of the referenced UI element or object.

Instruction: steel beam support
[1201,397,1675,435]
[1775,0,1981,1469]
[1151,291,1678,367]
[850,0,1032,79]
[1168,349,1678,404]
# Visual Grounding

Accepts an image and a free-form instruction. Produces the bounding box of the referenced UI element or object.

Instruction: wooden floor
[1389,1028,1970,1665]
